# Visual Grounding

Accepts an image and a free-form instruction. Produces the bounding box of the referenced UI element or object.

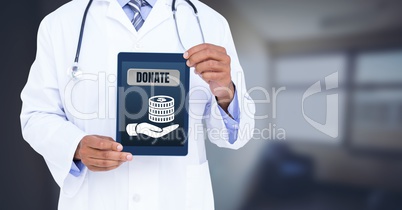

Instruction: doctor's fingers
[198,71,230,85]
[81,135,123,151]
[85,162,123,172]
[185,46,230,67]
[193,60,230,76]
[184,43,227,60]
[86,158,123,168]
[81,148,133,162]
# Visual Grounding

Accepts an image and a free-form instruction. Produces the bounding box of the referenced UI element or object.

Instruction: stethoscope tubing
[71,0,204,79]
[75,0,94,64]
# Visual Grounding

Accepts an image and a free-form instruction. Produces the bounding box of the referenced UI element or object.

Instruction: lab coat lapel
[137,0,172,38]
[105,0,138,35]
[104,0,172,38]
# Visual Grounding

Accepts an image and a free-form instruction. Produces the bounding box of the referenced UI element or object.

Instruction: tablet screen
[117,53,189,156]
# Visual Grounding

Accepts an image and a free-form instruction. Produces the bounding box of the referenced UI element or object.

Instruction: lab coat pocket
[58,172,89,210]
[185,160,214,210]
[61,168,88,198]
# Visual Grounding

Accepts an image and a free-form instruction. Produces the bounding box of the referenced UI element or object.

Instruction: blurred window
[351,50,402,152]
[274,53,346,143]
[275,54,346,86]
[356,50,402,84]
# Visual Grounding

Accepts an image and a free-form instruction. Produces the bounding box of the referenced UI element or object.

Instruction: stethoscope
[69,0,205,79]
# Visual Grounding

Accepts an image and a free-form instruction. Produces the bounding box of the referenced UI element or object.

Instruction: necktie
[128,0,145,31]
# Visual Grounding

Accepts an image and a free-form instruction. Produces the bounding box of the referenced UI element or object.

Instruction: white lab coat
[20,0,255,209]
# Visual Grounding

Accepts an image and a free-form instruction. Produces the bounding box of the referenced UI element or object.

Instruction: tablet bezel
[116,52,189,156]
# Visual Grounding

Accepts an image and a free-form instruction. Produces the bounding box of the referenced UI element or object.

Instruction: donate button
[127,69,180,87]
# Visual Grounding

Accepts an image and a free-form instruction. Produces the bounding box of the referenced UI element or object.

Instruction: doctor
[20,0,255,209]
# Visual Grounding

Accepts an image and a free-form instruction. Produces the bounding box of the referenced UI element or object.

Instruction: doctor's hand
[184,43,235,111]
[74,135,133,172]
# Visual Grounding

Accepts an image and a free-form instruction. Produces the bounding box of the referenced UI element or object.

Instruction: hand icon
[126,123,179,138]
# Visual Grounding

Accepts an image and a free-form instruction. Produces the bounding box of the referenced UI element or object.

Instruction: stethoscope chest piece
[68,62,83,79]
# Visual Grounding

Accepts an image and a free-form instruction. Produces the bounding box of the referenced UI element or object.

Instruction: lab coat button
[132,194,141,202]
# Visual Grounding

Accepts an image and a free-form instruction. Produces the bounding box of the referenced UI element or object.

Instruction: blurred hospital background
[203,0,402,209]
[2,0,402,209]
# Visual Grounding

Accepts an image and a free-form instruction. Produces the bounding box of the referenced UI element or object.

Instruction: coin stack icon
[148,96,175,123]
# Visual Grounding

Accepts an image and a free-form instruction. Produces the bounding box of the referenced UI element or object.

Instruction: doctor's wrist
[73,142,82,161]
[216,81,235,112]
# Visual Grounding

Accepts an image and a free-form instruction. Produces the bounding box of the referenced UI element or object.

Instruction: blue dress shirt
[70,0,240,176]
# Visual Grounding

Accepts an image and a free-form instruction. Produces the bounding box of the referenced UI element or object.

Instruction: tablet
[116,53,189,156]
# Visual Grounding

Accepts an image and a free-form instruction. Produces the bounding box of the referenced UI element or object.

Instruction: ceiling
[226,0,402,42]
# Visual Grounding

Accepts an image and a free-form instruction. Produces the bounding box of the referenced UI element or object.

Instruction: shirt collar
[117,0,157,8]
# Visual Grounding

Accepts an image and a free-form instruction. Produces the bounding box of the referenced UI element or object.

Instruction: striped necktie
[127,0,147,31]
